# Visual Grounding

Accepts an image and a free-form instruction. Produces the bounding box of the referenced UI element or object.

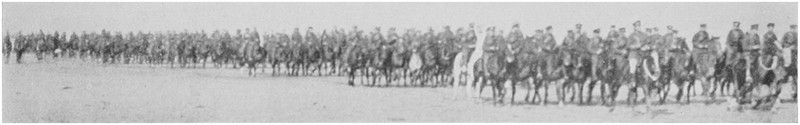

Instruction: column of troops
[2,21,797,109]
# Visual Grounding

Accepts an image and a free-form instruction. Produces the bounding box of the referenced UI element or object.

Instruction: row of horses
[3,24,797,109]
[449,25,796,110]
[2,27,470,86]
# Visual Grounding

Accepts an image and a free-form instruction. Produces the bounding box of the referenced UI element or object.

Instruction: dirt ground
[2,56,798,122]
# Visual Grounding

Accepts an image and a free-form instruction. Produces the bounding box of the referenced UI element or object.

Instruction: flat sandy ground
[3,56,798,122]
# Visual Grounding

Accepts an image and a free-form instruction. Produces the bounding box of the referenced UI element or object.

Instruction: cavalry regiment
[2,21,797,111]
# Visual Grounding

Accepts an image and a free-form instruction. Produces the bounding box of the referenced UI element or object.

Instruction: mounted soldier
[584,28,604,104]
[607,25,619,39]
[290,28,303,76]
[13,32,30,64]
[305,27,322,75]
[627,20,648,104]
[725,22,748,101]
[750,23,782,110]
[781,25,797,100]
[734,24,763,107]
[597,26,626,105]
[3,32,12,63]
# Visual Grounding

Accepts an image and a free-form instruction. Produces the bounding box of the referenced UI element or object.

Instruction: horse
[4,33,13,63]
[531,46,566,105]
[344,42,367,86]
[505,36,538,104]
[473,35,511,103]
[693,37,722,100]
[13,35,30,64]
[408,48,425,86]
[474,46,509,102]
[639,46,662,106]
[384,39,409,86]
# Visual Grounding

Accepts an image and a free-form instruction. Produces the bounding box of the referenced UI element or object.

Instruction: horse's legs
[385,69,392,87]
[15,49,25,64]
[601,82,608,105]
[570,81,578,103]
[540,81,548,105]
[525,78,533,103]
[511,79,517,104]
[371,68,379,86]
[361,67,369,85]
[587,80,597,105]
[628,85,636,105]
[560,80,568,104]
[687,79,695,104]
[317,61,324,76]
[661,82,670,104]
[477,77,487,98]
[676,80,685,103]
[348,67,356,86]
[700,77,711,98]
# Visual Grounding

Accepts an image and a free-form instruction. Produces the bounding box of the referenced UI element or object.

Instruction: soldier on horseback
[3,32,12,63]
[606,27,628,104]
[781,25,797,100]
[585,28,605,104]
[749,23,782,110]
[731,24,763,108]
[626,20,649,104]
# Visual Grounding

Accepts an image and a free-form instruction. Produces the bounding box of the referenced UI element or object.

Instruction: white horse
[457,27,488,98]
[452,49,470,86]
[408,49,424,85]
[451,49,470,97]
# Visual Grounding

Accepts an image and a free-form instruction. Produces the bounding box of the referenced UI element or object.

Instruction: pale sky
[2,2,797,42]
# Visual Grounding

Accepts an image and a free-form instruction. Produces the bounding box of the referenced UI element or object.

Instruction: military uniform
[693,28,710,47]
[744,25,762,82]
[607,25,619,40]
[693,24,716,77]
[728,22,746,53]
[782,26,797,82]
[783,25,798,99]
[760,23,782,91]
[587,29,603,79]
[541,27,562,81]
[628,25,648,78]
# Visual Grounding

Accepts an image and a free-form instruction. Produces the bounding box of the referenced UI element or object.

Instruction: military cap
[546,26,553,30]
[576,24,583,28]
[751,24,759,29]
[700,24,707,28]
[536,29,544,33]
[513,23,520,28]
[469,23,475,27]
[653,27,659,31]
[619,28,626,31]
[633,20,641,26]
[568,30,574,33]
[791,25,797,29]
[646,28,652,32]
[734,21,741,25]
[611,25,616,28]
[667,25,674,30]
[767,23,775,27]
[593,29,601,33]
